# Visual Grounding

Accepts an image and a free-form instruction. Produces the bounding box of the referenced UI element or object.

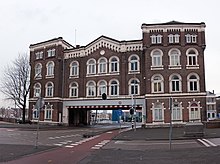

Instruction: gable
[64,36,143,59]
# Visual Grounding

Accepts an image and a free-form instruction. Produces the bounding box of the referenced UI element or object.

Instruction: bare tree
[0,54,30,123]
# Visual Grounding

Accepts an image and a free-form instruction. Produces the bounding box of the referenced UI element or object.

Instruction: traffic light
[130,108,134,115]
[102,93,107,100]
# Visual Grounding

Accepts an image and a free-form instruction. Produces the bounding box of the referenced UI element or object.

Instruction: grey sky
[0,0,220,106]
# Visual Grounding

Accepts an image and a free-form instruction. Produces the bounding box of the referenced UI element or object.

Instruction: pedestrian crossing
[197,138,217,147]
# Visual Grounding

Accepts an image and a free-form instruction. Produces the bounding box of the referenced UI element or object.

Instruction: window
[151,50,163,67]
[109,56,119,73]
[170,74,181,92]
[129,55,139,72]
[152,102,164,122]
[70,61,79,76]
[185,34,197,43]
[151,74,164,93]
[186,49,198,66]
[35,63,42,78]
[109,80,119,96]
[69,82,78,97]
[189,102,200,121]
[98,80,107,96]
[129,79,139,95]
[35,51,43,59]
[44,103,53,120]
[98,57,107,74]
[187,73,199,92]
[47,49,56,57]
[172,102,182,121]
[168,34,180,43]
[45,82,54,97]
[46,61,54,76]
[169,49,180,66]
[87,81,96,97]
[34,83,41,97]
[150,34,162,44]
[87,59,96,74]
[32,108,39,119]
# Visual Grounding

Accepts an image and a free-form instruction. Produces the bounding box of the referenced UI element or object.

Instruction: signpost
[169,97,173,150]
[35,97,44,149]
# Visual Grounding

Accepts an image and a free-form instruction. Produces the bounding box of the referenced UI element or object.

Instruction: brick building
[29,21,207,126]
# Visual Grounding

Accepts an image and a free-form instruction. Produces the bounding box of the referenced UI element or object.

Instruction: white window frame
[87,59,96,75]
[109,56,119,73]
[69,82,78,97]
[46,61,55,76]
[98,80,107,96]
[129,78,140,95]
[44,103,53,120]
[86,81,96,97]
[32,107,39,119]
[152,102,164,122]
[45,82,54,97]
[188,102,200,121]
[34,83,41,97]
[109,80,119,96]
[169,49,181,66]
[128,55,140,72]
[151,49,163,67]
[35,63,42,78]
[172,102,182,121]
[187,73,200,92]
[70,61,79,76]
[151,74,164,93]
[169,74,182,92]
[98,57,107,74]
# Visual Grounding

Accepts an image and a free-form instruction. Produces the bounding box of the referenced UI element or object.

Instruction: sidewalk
[114,126,220,140]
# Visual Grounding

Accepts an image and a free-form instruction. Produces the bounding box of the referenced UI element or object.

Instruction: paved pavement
[1,121,220,163]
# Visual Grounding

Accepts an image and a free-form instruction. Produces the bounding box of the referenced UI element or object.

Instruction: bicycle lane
[4,129,120,164]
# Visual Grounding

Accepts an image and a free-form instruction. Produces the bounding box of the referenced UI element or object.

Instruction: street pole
[169,97,173,150]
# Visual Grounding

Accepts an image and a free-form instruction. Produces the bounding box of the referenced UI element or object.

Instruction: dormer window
[185,34,197,43]
[168,34,180,43]
[47,49,56,57]
[150,34,162,44]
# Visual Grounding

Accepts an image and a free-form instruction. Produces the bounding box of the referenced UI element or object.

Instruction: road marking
[65,145,74,148]
[197,139,217,147]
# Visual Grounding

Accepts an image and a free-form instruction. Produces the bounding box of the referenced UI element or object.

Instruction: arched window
[45,82,54,97]
[151,74,164,93]
[152,102,164,122]
[128,55,139,72]
[70,61,79,76]
[169,49,181,66]
[34,83,41,97]
[172,101,182,121]
[186,49,198,66]
[98,80,107,96]
[98,57,107,73]
[129,78,140,95]
[87,59,96,74]
[187,73,200,92]
[169,74,182,92]
[86,81,96,97]
[109,80,119,96]
[69,82,78,97]
[188,102,200,121]
[44,103,53,120]
[151,49,163,67]
[46,61,54,76]
[109,56,119,73]
[35,63,42,78]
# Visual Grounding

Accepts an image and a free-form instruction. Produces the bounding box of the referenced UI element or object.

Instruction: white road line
[53,144,63,146]
[91,147,100,149]
[65,145,74,148]
[197,139,217,147]
[202,139,217,147]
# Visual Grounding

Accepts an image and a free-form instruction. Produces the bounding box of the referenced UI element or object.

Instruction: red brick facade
[29,21,207,126]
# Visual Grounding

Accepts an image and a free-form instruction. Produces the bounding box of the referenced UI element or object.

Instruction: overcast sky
[0,0,220,106]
